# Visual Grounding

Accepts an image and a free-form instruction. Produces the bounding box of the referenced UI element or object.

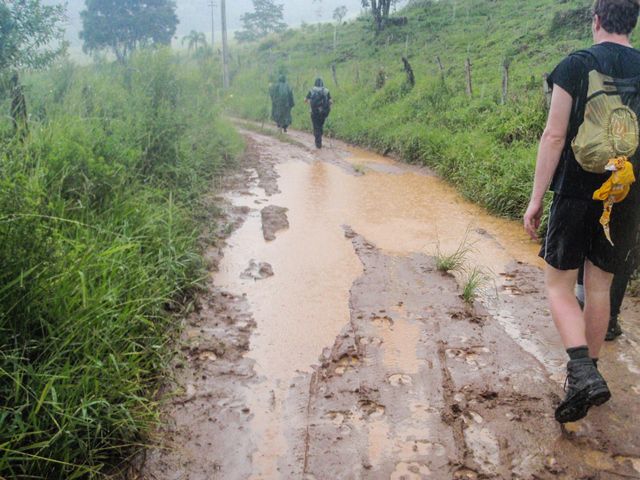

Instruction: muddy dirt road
[142,126,640,479]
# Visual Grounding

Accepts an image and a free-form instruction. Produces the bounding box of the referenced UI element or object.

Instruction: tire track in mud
[141,126,640,480]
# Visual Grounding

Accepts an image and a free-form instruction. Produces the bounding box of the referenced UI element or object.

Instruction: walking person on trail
[524,0,640,424]
[305,77,332,149]
[576,240,639,341]
[270,74,295,132]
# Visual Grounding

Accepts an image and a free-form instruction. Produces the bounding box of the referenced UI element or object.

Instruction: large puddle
[214,134,547,477]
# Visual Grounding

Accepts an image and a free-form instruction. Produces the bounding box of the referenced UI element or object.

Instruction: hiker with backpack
[524,0,640,424]
[305,78,332,149]
[270,74,295,133]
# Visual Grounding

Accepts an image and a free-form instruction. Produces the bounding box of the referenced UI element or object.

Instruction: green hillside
[227,0,597,219]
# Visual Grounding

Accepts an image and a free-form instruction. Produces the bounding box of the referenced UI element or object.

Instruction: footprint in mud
[323,411,353,437]
[333,355,360,375]
[445,347,491,370]
[465,424,501,473]
[388,374,413,387]
[359,336,383,347]
[396,440,446,458]
[453,467,479,480]
[358,399,385,420]
[324,411,348,426]
[390,461,432,479]
[409,402,439,420]
[371,315,394,328]
[464,411,484,425]
[240,260,274,280]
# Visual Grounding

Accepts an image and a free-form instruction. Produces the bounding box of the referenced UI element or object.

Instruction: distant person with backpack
[270,75,295,132]
[524,0,640,424]
[305,78,332,149]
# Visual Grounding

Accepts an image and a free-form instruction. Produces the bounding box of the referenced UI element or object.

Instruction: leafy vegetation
[226,0,597,220]
[0,49,241,477]
[80,0,179,62]
[236,0,288,43]
[0,0,65,71]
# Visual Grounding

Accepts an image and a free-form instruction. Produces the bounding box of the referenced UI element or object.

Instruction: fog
[56,0,371,48]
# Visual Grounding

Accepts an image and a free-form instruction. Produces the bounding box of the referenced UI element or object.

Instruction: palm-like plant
[182,30,207,53]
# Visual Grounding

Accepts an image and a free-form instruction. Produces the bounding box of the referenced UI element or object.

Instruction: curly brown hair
[593,0,640,35]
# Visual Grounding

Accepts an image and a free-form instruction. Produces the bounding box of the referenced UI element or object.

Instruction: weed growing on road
[461,266,490,304]
[435,231,474,274]
[353,163,367,175]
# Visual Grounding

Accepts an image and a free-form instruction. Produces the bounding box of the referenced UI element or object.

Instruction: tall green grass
[226,0,594,219]
[0,49,241,477]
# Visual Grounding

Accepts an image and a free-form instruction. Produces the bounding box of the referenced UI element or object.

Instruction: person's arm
[523,85,573,240]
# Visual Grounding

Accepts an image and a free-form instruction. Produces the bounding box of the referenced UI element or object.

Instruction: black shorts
[540,194,618,273]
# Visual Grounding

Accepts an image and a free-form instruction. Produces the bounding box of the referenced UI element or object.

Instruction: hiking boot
[555,358,611,423]
[605,317,623,341]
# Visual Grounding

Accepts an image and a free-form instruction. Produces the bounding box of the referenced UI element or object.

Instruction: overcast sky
[57,0,377,47]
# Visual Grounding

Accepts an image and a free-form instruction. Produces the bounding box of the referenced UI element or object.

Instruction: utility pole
[221,0,230,89]
[209,1,216,47]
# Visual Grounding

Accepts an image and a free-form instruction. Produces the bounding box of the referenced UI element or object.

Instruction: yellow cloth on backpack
[592,156,636,245]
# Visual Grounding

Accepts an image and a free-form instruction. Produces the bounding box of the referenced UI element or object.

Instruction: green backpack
[571,50,640,173]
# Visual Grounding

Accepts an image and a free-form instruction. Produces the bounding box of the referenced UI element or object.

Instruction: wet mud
[141,125,640,480]
[261,205,289,241]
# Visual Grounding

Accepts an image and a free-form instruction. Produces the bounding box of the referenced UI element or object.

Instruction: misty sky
[56,0,375,47]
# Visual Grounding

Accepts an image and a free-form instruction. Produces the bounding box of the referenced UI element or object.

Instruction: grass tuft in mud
[435,232,474,274]
[0,49,242,478]
[461,266,491,305]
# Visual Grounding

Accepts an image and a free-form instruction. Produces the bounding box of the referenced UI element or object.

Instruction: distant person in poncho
[269,75,295,133]
[305,77,332,149]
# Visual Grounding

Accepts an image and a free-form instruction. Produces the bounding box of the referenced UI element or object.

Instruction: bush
[0,48,241,477]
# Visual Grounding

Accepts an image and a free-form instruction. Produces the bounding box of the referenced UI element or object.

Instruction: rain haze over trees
[53,0,372,51]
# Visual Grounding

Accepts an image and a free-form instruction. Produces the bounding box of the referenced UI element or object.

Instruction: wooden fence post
[435,56,445,83]
[501,59,510,105]
[331,63,339,88]
[402,56,415,88]
[376,68,386,90]
[465,58,473,97]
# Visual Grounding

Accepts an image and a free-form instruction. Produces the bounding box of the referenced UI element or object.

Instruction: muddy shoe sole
[555,385,611,423]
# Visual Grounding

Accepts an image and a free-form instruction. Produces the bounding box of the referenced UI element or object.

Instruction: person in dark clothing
[576,267,635,340]
[269,75,295,132]
[523,0,640,424]
[305,78,332,149]
[576,205,640,341]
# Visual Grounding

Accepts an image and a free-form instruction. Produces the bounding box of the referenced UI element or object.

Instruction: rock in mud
[241,260,274,280]
[261,205,289,241]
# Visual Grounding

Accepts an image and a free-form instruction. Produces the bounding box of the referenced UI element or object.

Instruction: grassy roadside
[0,49,241,478]
[225,0,596,220]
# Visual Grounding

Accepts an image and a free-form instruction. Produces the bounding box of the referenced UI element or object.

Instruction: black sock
[592,358,599,368]
[566,346,590,360]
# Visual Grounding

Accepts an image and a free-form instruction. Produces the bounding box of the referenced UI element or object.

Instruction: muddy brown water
[142,125,640,480]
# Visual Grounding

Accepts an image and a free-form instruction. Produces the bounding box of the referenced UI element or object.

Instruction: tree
[80,0,179,63]
[332,6,347,50]
[0,0,65,72]
[0,0,65,137]
[235,0,286,43]
[182,30,207,53]
[361,0,400,32]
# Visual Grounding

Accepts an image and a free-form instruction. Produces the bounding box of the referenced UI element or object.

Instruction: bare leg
[545,266,586,348]
[583,260,614,358]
